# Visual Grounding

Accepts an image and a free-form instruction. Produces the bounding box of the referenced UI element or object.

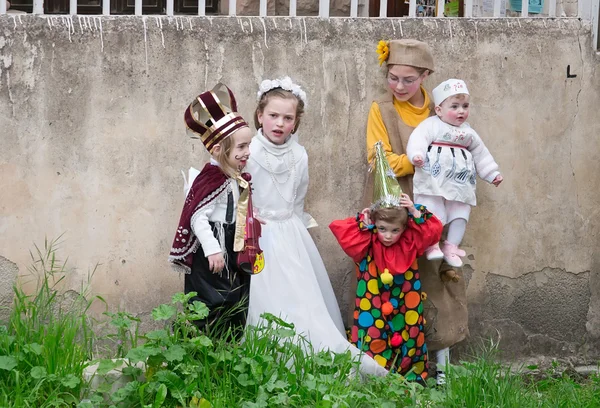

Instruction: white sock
[446,219,467,246]
[436,347,450,385]
[436,347,450,370]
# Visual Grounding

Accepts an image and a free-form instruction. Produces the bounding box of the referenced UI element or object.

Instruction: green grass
[0,237,98,407]
[1,240,600,407]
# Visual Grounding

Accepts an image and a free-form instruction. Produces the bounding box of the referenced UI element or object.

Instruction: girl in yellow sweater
[363,39,468,386]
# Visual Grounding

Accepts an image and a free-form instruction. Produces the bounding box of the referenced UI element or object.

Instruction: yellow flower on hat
[376,40,390,66]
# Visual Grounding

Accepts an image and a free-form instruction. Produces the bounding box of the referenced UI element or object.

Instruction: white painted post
[409,0,416,16]
[351,0,358,16]
[289,0,296,16]
[380,0,388,17]
[493,0,501,16]
[548,0,556,16]
[260,0,267,16]
[521,0,528,16]
[166,0,174,15]
[319,0,330,17]
[33,0,43,13]
[135,0,142,15]
[465,0,473,16]
[229,0,236,16]
[437,0,445,16]
[103,0,110,15]
[198,0,205,16]
[70,0,77,15]
[0,0,6,14]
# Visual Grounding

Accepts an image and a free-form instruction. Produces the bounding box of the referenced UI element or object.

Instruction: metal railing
[0,0,598,49]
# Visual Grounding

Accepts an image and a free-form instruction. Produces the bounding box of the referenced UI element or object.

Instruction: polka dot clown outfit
[330,208,442,381]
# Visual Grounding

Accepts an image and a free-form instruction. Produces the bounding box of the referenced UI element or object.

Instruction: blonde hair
[254,88,305,134]
[211,133,239,179]
[372,207,409,227]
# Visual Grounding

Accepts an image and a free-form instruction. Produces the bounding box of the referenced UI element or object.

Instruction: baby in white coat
[407,79,503,268]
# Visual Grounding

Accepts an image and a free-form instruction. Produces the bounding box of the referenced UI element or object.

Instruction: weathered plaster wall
[0,15,598,362]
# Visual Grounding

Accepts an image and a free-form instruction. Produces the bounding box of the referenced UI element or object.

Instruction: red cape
[169,163,230,272]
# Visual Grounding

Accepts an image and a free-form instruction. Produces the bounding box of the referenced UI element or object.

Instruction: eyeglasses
[387,74,422,87]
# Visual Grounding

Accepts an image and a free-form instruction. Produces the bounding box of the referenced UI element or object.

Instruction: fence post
[380,0,388,17]
[260,0,267,16]
[319,0,330,17]
[33,0,44,14]
[351,0,358,17]
[521,0,528,16]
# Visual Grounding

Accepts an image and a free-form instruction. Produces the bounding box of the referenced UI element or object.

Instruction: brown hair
[372,207,409,227]
[254,88,305,134]
[386,65,429,76]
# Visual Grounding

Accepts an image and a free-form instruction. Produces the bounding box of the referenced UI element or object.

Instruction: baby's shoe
[441,241,464,268]
[436,370,447,387]
[425,242,444,261]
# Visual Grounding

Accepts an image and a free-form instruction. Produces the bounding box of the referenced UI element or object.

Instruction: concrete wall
[1,15,599,363]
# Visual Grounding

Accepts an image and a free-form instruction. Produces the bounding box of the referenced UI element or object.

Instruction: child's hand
[361,208,372,225]
[413,155,424,168]
[207,253,225,274]
[253,209,266,225]
[400,194,422,218]
[492,175,503,187]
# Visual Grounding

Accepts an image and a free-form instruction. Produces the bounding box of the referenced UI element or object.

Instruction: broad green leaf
[152,304,176,321]
[145,330,169,342]
[97,359,123,375]
[191,335,212,348]
[1,335,15,347]
[24,343,43,355]
[209,349,233,362]
[126,346,162,363]
[188,301,209,319]
[164,345,186,362]
[30,366,47,379]
[198,398,213,408]
[237,373,256,387]
[61,374,81,389]
[155,370,188,403]
[172,292,196,305]
[0,356,17,371]
[153,383,167,408]
[122,365,143,378]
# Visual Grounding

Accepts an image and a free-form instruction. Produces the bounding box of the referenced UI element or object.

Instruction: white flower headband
[257,76,308,106]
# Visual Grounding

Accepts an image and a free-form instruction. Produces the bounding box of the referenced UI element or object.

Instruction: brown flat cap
[387,39,435,73]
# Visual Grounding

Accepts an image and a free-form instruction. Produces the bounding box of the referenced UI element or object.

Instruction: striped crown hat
[184,83,249,153]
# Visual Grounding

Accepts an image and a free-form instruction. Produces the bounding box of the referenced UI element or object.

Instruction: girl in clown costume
[329,141,442,381]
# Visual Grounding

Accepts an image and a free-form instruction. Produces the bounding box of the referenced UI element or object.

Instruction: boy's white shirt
[184,160,238,257]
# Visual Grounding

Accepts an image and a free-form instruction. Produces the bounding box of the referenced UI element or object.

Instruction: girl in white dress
[245,77,387,377]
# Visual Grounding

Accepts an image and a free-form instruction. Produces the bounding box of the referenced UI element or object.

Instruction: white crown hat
[432,79,470,106]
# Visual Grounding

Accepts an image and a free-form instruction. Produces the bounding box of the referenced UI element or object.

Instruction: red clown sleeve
[329,215,373,263]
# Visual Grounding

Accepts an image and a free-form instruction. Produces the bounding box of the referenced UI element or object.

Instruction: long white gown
[245,131,388,377]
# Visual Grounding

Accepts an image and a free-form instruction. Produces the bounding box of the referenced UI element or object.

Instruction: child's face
[226,127,252,171]
[386,65,427,103]
[435,94,470,127]
[375,219,405,247]
[257,97,298,145]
